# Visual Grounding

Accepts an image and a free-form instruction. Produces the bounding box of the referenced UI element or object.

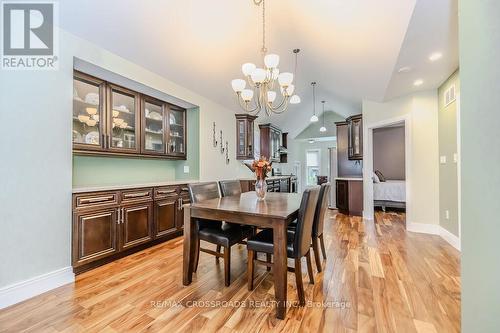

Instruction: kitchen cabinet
[73,70,187,160]
[259,123,282,162]
[235,114,257,160]
[347,114,363,160]
[72,184,187,273]
[335,179,363,216]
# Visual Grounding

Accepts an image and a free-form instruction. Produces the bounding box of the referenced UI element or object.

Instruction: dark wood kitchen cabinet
[259,123,282,162]
[235,114,257,160]
[72,184,188,273]
[73,70,187,160]
[347,114,363,160]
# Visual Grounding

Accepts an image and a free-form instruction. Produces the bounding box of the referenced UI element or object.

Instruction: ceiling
[59,0,458,138]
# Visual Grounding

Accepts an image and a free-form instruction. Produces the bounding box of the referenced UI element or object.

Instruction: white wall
[0,29,252,295]
[362,90,440,228]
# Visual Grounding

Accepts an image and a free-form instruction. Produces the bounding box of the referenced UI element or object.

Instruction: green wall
[460,0,500,331]
[73,107,200,187]
[438,70,459,236]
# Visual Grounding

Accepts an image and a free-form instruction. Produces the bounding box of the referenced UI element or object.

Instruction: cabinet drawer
[74,191,119,210]
[120,188,153,203]
[155,186,179,199]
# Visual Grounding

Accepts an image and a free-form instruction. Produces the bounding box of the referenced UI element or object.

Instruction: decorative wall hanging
[213,122,218,147]
[220,130,225,154]
[225,141,230,164]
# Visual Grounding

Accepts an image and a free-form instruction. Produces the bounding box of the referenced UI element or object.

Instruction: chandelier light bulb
[251,68,267,83]
[242,63,256,76]
[289,95,301,104]
[264,54,280,68]
[231,79,246,92]
[278,72,293,86]
[267,91,277,103]
[78,115,90,123]
[310,114,319,122]
[241,89,254,101]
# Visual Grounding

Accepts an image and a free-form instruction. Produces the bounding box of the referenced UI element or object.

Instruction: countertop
[72,179,200,193]
[335,177,363,181]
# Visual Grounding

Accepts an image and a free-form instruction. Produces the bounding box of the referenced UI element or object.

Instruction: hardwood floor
[0,210,460,332]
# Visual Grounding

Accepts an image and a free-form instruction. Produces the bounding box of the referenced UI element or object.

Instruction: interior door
[73,208,119,266]
[121,203,153,250]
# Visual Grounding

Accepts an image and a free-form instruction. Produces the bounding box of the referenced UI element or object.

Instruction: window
[306,149,320,186]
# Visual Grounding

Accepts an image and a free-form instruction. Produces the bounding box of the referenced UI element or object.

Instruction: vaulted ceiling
[59,0,458,138]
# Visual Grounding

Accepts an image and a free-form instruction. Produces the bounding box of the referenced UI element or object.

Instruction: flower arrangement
[251,157,272,180]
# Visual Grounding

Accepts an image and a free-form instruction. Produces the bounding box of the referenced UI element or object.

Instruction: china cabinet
[235,114,257,160]
[73,71,187,160]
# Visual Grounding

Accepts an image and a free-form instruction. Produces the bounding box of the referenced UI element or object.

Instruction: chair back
[219,180,242,197]
[188,182,221,203]
[312,183,331,237]
[293,186,320,258]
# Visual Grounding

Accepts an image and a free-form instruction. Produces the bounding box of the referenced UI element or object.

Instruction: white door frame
[363,114,412,230]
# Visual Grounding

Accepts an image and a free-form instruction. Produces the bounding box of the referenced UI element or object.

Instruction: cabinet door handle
[117,208,121,224]
[178,197,183,210]
[121,208,125,224]
[80,195,114,204]
[157,189,176,195]
[124,192,149,199]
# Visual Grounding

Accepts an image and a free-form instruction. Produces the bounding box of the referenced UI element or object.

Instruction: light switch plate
[453,153,458,163]
[183,165,190,173]
[445,210,450,220]
[440,156,447,164]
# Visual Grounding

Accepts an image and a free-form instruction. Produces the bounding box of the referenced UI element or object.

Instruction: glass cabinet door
[73,73,104,150]
[142,98,165,154]
[247,120,254,158]
[108,85,139,153]
[167,107,186,157]
[237,119,246,157]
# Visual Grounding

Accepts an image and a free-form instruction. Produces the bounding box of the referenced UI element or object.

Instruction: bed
[373,180,406,211]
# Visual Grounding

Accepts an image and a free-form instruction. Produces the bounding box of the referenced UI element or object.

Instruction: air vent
[444,84,456,107]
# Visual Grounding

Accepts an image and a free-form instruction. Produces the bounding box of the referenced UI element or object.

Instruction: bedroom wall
[373,125,405,180]
[362,90,440,226]
[438,70,459,237]
[460,0,500,330]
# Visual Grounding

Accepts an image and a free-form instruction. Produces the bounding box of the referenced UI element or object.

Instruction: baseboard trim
[406,222,461,251]
[0,266,74,309]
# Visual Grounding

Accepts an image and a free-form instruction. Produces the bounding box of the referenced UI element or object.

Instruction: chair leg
[193,239,200,273]
[305,251,315,284]
[224,246,231,287]
[319,234,327,260]
[266,253,272,272]
[294,258,305,306]
[247,249,255,291]
[216,245,221,263]
[311,236,322,273]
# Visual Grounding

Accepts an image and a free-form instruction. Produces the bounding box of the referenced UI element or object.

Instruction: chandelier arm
[246,76,257,88]
[269,93,289,111]
[237,93,259,113]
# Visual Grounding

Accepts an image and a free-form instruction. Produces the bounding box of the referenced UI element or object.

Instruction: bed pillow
[375,170,386,182]
[372,172,380,183]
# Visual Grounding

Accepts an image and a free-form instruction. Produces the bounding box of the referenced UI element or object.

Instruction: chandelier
[231,0,301,116]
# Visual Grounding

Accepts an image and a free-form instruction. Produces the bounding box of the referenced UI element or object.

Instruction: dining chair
[246,186,320,306]
[288,183,331,273]
[188,182,254,287]
[219,180,242,197]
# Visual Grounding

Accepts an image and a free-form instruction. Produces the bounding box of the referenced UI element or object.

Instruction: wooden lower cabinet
[335,179,363,216]
[73,208,120,266]
[121,202,153,250]
[154,198,178,238]
[336,180,349,212]
[73,185,187,273]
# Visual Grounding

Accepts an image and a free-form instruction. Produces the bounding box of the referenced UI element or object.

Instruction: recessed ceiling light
[414,79,424,86]
[429,52,443,62]
[398,66,412,73]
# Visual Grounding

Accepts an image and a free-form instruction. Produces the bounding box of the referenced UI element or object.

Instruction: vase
[255,179,267,201]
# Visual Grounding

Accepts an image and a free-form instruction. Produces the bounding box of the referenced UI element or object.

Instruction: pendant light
[319,100,327,132]
[310,82,318,122]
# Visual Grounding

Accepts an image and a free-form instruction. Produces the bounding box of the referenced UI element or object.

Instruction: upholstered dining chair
[219,180,242,197]
[246,186,320,306]
[188,182,254,287]
[288,183,331,272]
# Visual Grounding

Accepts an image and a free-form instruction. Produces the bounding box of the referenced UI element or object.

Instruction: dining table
[182,191,302,319]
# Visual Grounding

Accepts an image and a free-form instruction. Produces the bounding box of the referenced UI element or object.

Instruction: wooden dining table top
[189,191,302,219]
